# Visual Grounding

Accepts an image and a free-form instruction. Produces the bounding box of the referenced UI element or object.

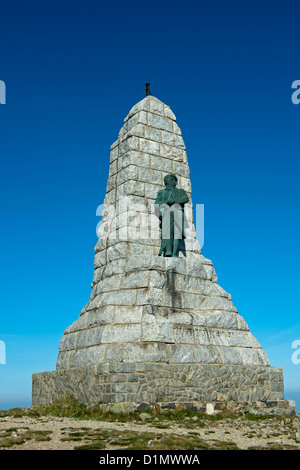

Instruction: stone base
[32,362,293,415]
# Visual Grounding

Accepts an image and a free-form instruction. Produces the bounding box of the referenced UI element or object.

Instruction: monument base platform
[32,362,294,415]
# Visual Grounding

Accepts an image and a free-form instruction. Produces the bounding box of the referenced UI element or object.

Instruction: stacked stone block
[33,363,287,414]
[32,94,288,413]
[101,95,198,258]
[56,254,270,371]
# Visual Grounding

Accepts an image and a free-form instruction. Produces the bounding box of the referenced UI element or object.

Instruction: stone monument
[32,85,293,414]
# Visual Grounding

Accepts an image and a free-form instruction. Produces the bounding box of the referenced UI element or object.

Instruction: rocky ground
[0,400,300,451]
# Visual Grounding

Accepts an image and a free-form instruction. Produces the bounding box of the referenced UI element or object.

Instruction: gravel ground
[0,413,300,451]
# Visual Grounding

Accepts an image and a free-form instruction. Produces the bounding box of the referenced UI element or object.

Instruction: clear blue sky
[1,0,300,410]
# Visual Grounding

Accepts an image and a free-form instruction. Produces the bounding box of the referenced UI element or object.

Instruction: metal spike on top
[145,83,151,96]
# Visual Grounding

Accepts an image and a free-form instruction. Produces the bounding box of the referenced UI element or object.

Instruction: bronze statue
[155,174,189,257]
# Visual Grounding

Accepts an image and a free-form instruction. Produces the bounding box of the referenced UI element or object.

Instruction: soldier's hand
[166,198,175,205]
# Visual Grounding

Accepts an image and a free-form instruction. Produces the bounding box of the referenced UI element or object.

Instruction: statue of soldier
[154,174,189,257]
